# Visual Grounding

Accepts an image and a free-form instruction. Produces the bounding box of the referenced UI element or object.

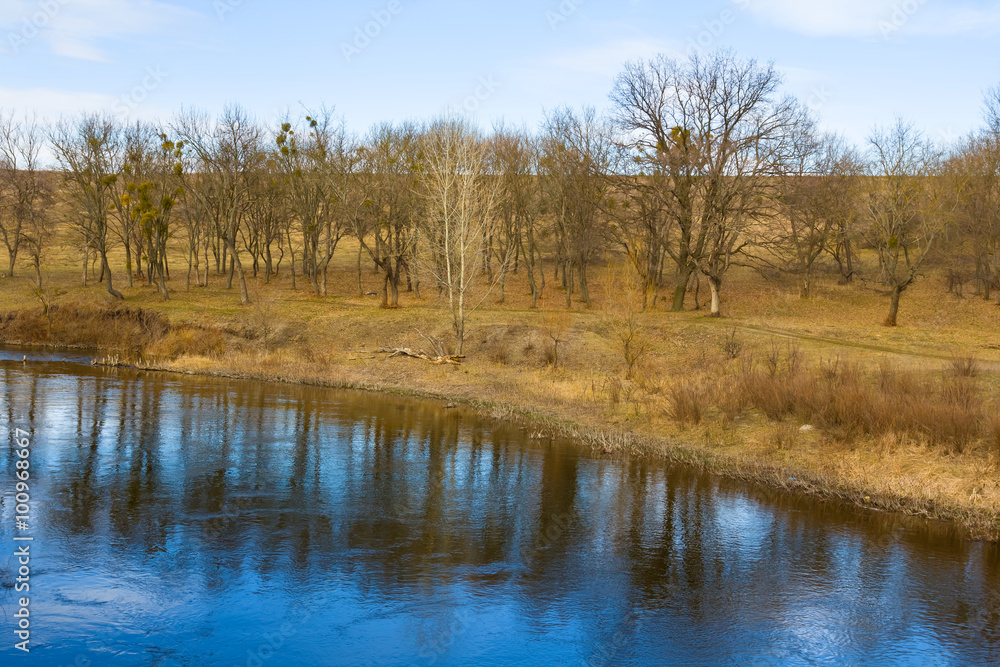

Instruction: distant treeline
[1,50,998,328]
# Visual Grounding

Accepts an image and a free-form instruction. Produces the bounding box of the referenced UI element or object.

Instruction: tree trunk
[101,252,124,300]
[223,237,249,304]
[708,276,721,317]
[356,243,364,296]
[286,228,297,290]
[454,290,466,356]
[801,270,812,299]
[379,271,389,308]
[538,245,545,290]
[565,260,573,308]
[319,256,331,297]
[578,261,591,308]
[156,261,170,300]
[389,267,400,308]
[671,264,693,312]
[234,256,250,305]
[527,263,538,309]
[412,254,421,299]
[885,286,902,327]
[124,242,133,287]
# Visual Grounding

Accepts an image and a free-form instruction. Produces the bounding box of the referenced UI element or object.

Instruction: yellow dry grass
[3,230,1000,539]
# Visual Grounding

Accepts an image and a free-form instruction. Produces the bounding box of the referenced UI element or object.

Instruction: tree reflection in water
[0,360,999,665]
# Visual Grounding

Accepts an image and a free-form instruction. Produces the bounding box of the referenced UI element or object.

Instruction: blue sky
[1,0,999,146]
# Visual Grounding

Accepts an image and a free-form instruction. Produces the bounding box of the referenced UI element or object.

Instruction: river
[1,349,998,665]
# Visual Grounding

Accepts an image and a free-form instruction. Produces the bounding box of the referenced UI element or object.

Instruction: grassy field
[3,230,1000,539]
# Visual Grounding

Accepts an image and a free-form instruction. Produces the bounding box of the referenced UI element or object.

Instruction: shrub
[989,414,1000,460]
[720,325,742,360]
[668,379,707,427]
[949,354,980,378]
[770,422,798,451]
[147,326,227,359]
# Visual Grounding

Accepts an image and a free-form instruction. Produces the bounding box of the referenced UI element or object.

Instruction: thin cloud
[0,85,170,123]
[546,38,680,77]
[0,0,199,62]
[0,86,117,116]
[744,0,1000,38]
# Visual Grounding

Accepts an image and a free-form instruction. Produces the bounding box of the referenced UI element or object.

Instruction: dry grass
[667,379,708,427]
[146,325,227,360]
[4,231,1000,538]
[949,354,981,378]
[722,347,992,454]
[0,302,169,351]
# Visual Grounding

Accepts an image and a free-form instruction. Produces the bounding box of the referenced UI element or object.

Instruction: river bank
[5,342,997,666]
[2,296,998,541]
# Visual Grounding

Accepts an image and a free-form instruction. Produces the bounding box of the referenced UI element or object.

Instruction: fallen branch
[417,330,450,358]
[377,347,465,365]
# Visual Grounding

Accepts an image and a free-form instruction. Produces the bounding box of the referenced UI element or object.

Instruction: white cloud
[744,0,1000,38]
[545,38,681,77]
[0,0,198,61]
[0,86,169,122]
[0,86,115,116]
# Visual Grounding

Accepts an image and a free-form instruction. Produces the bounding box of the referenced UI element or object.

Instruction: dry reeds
[0,303,169,351]
[949,354,980,378]
[720,347,990,452]
[668,379,708,427]
[146,325,227,359]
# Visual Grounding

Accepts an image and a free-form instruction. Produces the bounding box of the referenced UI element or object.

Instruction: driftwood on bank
[376,331,464,365]
[377,347,465,365]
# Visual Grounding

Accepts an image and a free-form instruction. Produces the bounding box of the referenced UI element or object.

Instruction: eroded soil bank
[3,302,999,541]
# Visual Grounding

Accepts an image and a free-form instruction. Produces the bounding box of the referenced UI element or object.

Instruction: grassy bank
[3,248,1000,541]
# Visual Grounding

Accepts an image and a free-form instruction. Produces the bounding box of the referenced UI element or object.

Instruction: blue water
[1,355,999,665]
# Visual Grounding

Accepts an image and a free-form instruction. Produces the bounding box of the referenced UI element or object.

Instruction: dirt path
[733,322,1000,370]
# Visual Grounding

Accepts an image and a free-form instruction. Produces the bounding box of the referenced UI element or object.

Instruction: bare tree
[491,125,543,307]
[947,131,1000,300]
[605,139,672,310]
[611,50,800,315]
[540,106,612,309]
[109,121,150,287]
[178,173,210,290]
[986,83,1000,137]
[175,105,262,305]
[0,112,51,288]
[862,118,941,326]
[249,155,288,284]
[142,134,186,299]
[275,110,353,296]
[51,114,125,300]
[761,126,861,297]
[356,122,420,308]
[0,113,48,283]
[418,118,504,354]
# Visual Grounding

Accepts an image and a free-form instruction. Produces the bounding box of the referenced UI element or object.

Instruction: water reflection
[0,359,999,666]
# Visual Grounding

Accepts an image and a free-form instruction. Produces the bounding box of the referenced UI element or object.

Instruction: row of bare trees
[2,50,999,332]
[0,112,50,289]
